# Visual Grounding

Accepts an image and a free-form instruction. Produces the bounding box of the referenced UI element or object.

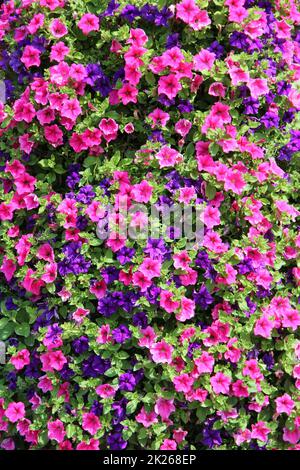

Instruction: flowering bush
[0,0,300,451]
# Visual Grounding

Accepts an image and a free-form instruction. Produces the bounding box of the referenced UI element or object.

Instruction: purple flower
[193,284,214,309]
[76,185,95,204]
[118,372,137,391]
[120,5,139,22]
[107,432,127,450]
[116,246,135,265]
[166,33,180,49]
[72,336,89,354]
[112,324,132,343]
[145,238,168,259]
[132,311,148,328]
[82,353,111,378]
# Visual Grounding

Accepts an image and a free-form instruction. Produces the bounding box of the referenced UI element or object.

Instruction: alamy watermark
[0,341,6,364]
[0,80,5,104]
[96,196,205,248]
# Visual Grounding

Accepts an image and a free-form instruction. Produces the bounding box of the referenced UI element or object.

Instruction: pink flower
[125,63,142,85]
[155,398,175,421]
[132,180,153,203]
[231,380,249,398]
[201,206,221,228]
[0,257,16,281]
[50,19,68,38]
[194,49,216,71]
[176,297,195,322]
[61,98,82,121]
[138,326,157,348]
[127,28,148,46]
[0,438,15,450]
[38,376,53,393]
[37,243,54,262]
[251,421,271,442]
[21,45,41,68]
[15,172,36,195]
[19,133,34,154]
[209,82,226,98]
[50,41,69,62]
[254,315,274,338]
[194,352,214,375]
[274,20,291,39]
[160,290,180,313]
[281,309,300,330]
[158,74,182,100]
[173,428,188,444]
[160,439,177,450]
[78,13,99,35]
[82,412,101,435]
[76,439,99,450]
[224,170,246,194]
[176,0,199,23]
[72,307,90,323]
[156,145,181,168]
[175,119,192,137]
[139,257,162,280]
[90,280,107,299]
[275,394,295,415]
[243,359,261,380]
[5,402,25,423]
[0,203,14,221]
[10,349,30,370]
[136,407,158,428]
[132,271,152,291]
[247,78,269,99]
[150,341,174,364]
[173,250,191,270]
[173,374,194,393]
[40,350,67,372]
[118,83,138,105]
[13,99,35,123]
[283,426,300,444]
[210,372,231,395]
[176,0,210,31]
[148,108,170,127]
[96,384,116,398]
[48,419,66,443]
[44,125,63,147]
[99,118,119,142]
[27,13,45,34]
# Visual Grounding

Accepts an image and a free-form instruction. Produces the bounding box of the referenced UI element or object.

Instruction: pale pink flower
[50,19,68,38]
[21,45,41,68]
[78,13,99,35]
[160,439,177,450]
[48,419,66,443]
[136,407,158,428]
[10,349,30,370]
[275,394,295,415]
[158,74,182,100]
[82,413,101,435]
[5,402,25,423]
[131,180,153,203]
[251,421,271,442]
[194,49,215,71]
[247,78,269,99]
[150,341,174,364]
[210,372,231,394]
[155,398,175,421]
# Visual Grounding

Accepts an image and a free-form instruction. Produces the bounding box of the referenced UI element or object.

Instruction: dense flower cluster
[0,0,300,450]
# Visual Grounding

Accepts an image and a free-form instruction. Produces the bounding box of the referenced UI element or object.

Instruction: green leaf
[0,321,15,340]
[14,323,30,338]
[206,183,217,200]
